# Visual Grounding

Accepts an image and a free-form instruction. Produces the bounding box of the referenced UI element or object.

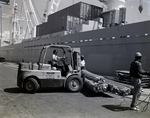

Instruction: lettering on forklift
[47,75,54,78]
[46,72,55,74]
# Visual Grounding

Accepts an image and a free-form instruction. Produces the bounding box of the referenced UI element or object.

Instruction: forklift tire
[23,78,39,93]
[66,75,83,92]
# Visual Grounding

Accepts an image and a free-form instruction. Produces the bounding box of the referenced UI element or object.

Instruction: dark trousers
[130,77,141,107]
[81,66,85,70]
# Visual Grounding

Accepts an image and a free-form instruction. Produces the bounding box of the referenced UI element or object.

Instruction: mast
[0,0,10,46]
[42,0,61,23]
[11,0,18,44]
[0,4,2,47]
[28,0,40,37]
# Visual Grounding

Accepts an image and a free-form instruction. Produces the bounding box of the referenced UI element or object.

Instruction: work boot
[130,106,139,111]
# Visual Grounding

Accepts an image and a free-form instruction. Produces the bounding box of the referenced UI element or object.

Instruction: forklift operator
[52,50,66,65]
[52,50,67,75]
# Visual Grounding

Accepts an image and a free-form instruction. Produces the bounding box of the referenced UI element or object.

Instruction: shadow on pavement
[37,87,66,93]
[4,85,114,98]
[4,87,67,94]
[4,87,24,93]
[102,105,130,111]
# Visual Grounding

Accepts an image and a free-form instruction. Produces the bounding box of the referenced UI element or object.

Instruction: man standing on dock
[130,52,150,111]
[81,55,85,70]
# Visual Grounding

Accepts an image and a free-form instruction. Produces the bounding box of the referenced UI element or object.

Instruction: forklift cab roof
[42,45,73,51]
[38,45,80,70]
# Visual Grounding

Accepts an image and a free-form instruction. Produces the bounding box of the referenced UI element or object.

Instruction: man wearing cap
[52,50,66,66]
[52,50,59,65]
[130,52,150,110]
[52,50,67,75]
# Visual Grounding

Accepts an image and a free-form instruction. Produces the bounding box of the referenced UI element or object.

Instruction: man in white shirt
[52,50,67,75]
[52,50,59,64]
[81,55,85,70]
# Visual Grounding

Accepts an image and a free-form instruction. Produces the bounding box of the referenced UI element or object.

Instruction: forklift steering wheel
[62,57,67,62]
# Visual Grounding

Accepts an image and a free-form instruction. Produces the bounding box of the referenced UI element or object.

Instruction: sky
[2,0,150,20]
[1,0,150,25]
[1,0,150,45]
[1,0,103,20]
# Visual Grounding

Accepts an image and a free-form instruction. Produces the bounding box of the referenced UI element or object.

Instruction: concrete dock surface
[0,62,150,118]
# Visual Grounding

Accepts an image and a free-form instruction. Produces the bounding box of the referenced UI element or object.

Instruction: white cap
[135,52,142,57]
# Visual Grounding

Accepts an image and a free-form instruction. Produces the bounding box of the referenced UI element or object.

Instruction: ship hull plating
[0,20,150,75]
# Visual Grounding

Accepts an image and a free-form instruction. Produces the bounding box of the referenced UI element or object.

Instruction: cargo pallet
[115,70,150,88]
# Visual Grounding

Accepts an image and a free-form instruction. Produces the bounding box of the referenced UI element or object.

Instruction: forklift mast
[72,48,81,71]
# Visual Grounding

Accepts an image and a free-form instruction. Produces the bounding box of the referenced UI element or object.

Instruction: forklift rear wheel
[66,75,83,92]
[24,78,39,93]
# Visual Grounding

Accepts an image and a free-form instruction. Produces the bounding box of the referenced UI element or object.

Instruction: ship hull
[0,20,150,75]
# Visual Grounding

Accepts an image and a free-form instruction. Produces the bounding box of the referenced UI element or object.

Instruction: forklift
[17,45,84,93]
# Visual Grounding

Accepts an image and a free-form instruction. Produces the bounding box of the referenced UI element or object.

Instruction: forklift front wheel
[23,78,39,93]
[66,75,83,92]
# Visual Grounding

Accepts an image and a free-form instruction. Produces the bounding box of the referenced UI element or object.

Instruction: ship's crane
[0,0,9,4]
[42,0,61,23]
[1,6,25,45]
[3,0,41,44]
[22,0,41,39]
[0,0,10,46]
[28,0,40,26]
[139,0,143,13]
[22,0,33,39]
[1,0,36,45]
[11,0,27,44]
